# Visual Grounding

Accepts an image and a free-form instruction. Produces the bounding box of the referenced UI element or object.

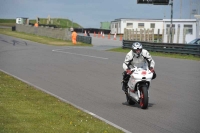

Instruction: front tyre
[139,86,148,109]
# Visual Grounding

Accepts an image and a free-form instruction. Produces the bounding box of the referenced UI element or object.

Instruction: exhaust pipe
[129,91,139,102]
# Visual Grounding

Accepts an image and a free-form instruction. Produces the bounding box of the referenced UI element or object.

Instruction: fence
[123,28,195,44]
[77,35,92,44]
[123,28,155,42]
[122,40,200,56]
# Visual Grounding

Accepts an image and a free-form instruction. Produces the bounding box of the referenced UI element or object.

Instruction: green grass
[108,47,200,61]
[29,18,82,28]
[0,71,123,133]
[0,19,15,23]
[0,28,90,46]
[0,19,16,27]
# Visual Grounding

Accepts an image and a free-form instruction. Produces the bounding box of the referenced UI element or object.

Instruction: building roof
[16,17,29,19]
[115,18,163,20]
[163,19,196,22]
[111,18,197,23]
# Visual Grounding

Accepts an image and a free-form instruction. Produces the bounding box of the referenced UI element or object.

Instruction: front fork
[136,84,149,99]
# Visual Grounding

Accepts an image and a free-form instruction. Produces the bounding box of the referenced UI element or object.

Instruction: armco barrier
[122,40,200,56]
[77,35,92,44]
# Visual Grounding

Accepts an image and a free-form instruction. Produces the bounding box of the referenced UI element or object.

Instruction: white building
[163,19,197,43]
[111,18,163,34]
[16,17,29,25]
[111,18,198,43]
[194,15,200,38]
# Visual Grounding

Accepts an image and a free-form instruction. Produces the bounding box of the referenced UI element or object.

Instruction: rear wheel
[126,93,135,105]
[139,86,148,109]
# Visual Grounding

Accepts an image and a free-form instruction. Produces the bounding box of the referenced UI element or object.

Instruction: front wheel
[139,86,149,109]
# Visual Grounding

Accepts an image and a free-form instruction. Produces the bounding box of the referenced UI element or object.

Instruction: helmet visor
[133,48,142,55]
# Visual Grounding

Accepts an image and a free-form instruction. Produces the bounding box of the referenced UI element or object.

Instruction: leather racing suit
[122,49,156,92]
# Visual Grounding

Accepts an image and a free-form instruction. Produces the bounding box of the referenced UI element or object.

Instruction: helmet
[132,42,143,57]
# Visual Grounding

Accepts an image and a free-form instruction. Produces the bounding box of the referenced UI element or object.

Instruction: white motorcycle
[124,66,153,109]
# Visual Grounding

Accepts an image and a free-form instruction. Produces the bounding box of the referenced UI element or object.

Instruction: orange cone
[114,33,116,40]
[120,35,123,41]
[102,33,104,38]
[108,34,110,39]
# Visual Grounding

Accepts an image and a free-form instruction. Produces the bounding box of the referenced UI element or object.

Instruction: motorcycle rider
[122,42,156,93]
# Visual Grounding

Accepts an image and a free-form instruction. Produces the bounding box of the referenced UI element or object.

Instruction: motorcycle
[123,66,153,109]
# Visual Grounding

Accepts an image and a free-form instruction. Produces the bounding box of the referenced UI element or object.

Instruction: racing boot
[122,81,128,94]
[122,71,130,94]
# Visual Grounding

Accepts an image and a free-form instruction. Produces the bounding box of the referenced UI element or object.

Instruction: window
[166,24,175,34]
[138,23,144,28]
[184,25,193,34]
[112,24,114,28]
[126,23,133,28]
[150,23,155,28]
[115,23,117,28]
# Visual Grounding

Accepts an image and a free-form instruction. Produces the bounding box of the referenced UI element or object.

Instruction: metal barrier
[77,35,92,44]
[122,40,200,56]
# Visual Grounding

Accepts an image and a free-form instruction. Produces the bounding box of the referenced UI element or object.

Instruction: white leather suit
[123,49,155,71]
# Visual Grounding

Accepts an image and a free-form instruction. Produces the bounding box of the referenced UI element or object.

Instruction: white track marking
[0,69,131,133]
[52,49,108,60]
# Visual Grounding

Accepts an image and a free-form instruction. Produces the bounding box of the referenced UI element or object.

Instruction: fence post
[130,29,133,40]
[177,26,180,43]
[152,29,154,42]
[144,28,146,41]
[167,28,170,43]
[128,29,131,40]
[147,29,149,42]
[135,29,138,41]
[157,29,160,42]
[172,28,175,43]
[162,29,164,43]
[124,28,126,40]
[183,28,186,43]
[132,29,135,40]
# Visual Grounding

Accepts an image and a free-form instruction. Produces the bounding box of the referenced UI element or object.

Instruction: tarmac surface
[0,33,200,133]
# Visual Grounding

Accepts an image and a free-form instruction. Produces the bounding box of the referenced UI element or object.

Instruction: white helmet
[132,42,143,57]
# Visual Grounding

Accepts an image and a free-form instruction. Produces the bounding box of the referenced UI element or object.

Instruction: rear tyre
[139,86,148,109]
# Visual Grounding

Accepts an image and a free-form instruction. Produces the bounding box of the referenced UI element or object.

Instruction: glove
[126,69,132,75]
[150,67,154,73]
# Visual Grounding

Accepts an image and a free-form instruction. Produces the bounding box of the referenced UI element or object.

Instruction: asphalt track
[0,34,200,133]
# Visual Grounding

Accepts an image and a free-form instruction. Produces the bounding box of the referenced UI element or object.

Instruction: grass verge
[0,71,123,133]
[107,47,200,61]
[0,28,91,46]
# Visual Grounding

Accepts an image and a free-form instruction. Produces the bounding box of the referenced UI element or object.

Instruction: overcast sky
[0,0,200,28]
